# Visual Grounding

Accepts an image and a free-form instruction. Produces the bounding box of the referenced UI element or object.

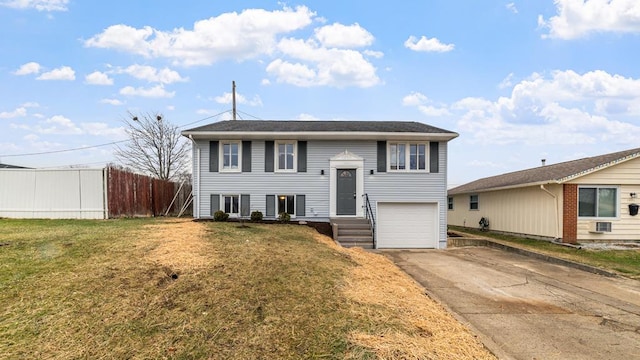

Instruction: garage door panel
[377,202,438,248]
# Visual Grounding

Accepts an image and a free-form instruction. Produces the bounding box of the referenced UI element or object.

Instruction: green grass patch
[449,225,640,279]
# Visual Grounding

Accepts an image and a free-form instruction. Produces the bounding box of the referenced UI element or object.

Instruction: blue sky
[1,0,639,187]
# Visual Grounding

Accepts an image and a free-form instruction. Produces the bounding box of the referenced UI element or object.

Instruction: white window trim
[577,185,620,220]
[222,194,240,216]
[275,140,297,173]
[387,142,430,172]
[276,194,296,218]
[469,194,479,211]
[219,140,242,173]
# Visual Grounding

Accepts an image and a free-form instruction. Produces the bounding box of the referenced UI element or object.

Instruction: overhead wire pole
[232,80,237,120]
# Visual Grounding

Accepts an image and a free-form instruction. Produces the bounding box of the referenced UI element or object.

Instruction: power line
[0,140,128,157]
[0,109,234,158]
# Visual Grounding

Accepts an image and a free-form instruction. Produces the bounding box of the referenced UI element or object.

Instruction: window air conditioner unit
[589,221,612,233]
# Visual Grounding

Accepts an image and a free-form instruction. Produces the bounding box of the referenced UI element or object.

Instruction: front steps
[331,217,374,249]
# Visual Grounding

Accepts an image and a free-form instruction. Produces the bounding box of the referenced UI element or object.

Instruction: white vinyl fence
[0,169,107,219]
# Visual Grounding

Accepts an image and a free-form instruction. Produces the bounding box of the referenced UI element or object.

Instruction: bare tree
[114,112,190,181]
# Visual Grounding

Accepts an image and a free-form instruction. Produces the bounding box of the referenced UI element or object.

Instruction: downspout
[540,184,560,240]
[188,135,200,218]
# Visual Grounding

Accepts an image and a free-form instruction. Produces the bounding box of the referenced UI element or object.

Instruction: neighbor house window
[277,195,295,215]
[223,195,239,214]
[221,141,241,171]
[579,187,617,218]
[469,195,479,210]
[448,196,454,210]
[389,143,427,171]
[276,141,296,171]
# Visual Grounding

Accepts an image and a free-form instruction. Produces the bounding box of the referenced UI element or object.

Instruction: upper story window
[448,196,454,210]
[469,195,479,210]
[389,143,427,171]
[221,141,241,171]
[276,141,296,172]
[579,186,618,218]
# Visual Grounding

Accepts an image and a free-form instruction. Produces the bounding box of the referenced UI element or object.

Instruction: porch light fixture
[370,169,374,175]
[631,192,637,198]
[320,169,325,175]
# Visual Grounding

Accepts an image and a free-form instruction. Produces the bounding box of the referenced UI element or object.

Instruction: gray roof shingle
[448,147,640,195]
[183,120,456,134]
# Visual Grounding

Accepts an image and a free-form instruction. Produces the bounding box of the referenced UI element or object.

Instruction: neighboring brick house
[182,120,458,249]
[448,147,640,243]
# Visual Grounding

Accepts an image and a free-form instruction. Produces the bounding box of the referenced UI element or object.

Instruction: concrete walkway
[384,247,640,360]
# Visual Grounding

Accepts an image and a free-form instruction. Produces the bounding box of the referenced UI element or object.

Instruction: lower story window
[278,195,295,215]
[579,187,617,217]
[224,195,239,214]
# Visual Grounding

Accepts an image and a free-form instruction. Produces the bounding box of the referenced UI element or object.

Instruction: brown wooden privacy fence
[107,167,192,218]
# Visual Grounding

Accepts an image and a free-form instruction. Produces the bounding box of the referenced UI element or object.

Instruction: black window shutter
[265,195,275,217]
[265,141,274,172]
[430,142,439,173]
[377,141,387,173]
[209,141,219,172]
[210,194,219,216]
[296,195,306,217]
[240,194,250,216]
[242,141,252,172]
[297,141,307,172]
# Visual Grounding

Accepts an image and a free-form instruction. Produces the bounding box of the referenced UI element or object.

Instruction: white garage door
[377,202,439,248]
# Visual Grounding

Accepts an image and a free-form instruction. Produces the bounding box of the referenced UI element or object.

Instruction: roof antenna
[232,80,237,121]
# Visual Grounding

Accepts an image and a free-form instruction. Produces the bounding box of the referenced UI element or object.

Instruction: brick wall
[562,184,578,243]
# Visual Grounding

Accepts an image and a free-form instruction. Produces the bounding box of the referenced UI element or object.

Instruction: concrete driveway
[384,247,640,360]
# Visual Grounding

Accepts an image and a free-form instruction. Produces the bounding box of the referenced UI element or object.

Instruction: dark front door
[337,169,356,215]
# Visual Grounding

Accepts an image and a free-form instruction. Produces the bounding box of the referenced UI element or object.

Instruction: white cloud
[14,61,41,75]
[120,85,175,98]
[81,122,125,137]
[38,115,82,134]
[36,66,75,81]
[506,2,518,14]
[1,0,68,11]
[116,64,188,84]
[0,107,27,119]
[100,98,124,106]
[166,105,175,111]
[418,105,451,117]
[499,72,515,89]
[85,71,113,85]
[214,92,263,107]
[84,5,316,67]
[314,23,374,48]
[267,38,380,88]
[402,92,451,116]
[363,50,384,58]
[540,0,640,39]
[261,78,271,85]
[404,35,454,53]
[297,113,318,121]
[402,92,429,106]
[449,70,640,145]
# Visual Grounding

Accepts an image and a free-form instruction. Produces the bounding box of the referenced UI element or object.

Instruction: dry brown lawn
[0,218,494,359]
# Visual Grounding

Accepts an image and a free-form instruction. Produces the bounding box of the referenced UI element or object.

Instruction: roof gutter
[180,131,459,142]
[448,180,560,196]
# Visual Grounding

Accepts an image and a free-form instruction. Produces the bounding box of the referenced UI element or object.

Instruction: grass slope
[0,219,493,359]
[449,225,640,279]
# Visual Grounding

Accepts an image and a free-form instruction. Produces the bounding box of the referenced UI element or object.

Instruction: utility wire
[0,109,233,158]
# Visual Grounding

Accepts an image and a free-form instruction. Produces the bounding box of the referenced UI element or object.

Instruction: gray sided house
[182,120,458,249]
[448,147,640,244]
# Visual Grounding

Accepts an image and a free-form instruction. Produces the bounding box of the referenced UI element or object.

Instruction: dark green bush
[278,212,291,223]
[214,210,229,221]
[250,211,263,222]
